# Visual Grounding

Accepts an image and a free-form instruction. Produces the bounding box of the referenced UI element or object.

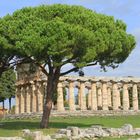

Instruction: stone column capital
[42,81,47,86]
[78,79,87,83]
[29,80,34,84]
[88,79,98,83]
[120,80,130,84]
[35,81,42,88]
[57,82,63,88]
[20,86,24,91]
[16,87,21,95]
[110,80,118,84]
[66,78,75,82]
[122,83,128,89]
[69,82,74,88]
[130,80,140,84]
[31,84,36,91]
[25,86,30,94]
[99,79,109,83]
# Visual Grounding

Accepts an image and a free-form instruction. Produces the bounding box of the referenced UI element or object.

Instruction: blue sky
[0,0,140,77]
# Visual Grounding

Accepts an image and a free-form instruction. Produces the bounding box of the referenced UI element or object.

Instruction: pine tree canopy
[0,4,136,74]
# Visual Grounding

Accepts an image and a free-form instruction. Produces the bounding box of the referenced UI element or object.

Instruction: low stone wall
[4,110,140,119]
[22,124,140,140]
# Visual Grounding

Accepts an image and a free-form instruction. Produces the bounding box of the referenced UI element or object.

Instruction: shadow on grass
[0,120,103,130]
[0,121,40,130]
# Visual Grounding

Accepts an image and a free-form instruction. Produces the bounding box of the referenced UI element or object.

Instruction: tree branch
[29,59,49,76]
[60,67,78,76]
[38,64,48,76]
[60,57,76,67]
[60,61,98,76]
[47,56,53,74]
[86,61,98,67]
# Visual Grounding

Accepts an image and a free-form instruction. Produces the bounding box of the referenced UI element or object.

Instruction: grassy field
[0,115,140,138]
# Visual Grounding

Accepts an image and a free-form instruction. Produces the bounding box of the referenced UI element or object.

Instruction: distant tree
[0,4,135,128]
[0,69,16,110]
[0,75,6,109]
[0,20,14,77]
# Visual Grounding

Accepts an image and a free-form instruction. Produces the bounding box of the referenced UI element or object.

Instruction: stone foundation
[5,110,140,119]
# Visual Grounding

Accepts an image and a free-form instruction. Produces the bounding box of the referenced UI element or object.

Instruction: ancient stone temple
[15,64,140,114]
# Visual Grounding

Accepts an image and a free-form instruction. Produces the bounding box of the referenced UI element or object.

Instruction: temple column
[35,82,42,112]
[102,82,108,110]
[15,88,20,114]
[123,83,129,110]
[91,81,97,110]
[97,87,102,109]
[26,85,31,113]
[32,84,37,112]
[79,81,86,110]
[78,87,81,107]
[20,87,25,113]
[112,83,119,110]
[107,87,112,107]
[83,93,87,110]
[117,88,121,108]
[132,84,138,111]
[37,83,43,112]
[88,89,91,109]
[57,82,65,111]
[68,80,75,111]
[42,82,47,108]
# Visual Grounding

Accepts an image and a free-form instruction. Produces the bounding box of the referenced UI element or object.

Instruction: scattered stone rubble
[51,124,140,139]
[1,124,140,140]
[0,138,24,140]
[22,124,140,140]
[22,129,55,140]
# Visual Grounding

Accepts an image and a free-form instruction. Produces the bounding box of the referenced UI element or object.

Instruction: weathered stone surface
[128,138,140,140]
[42,135,52,140]
[0,137,24,140]
[134,128,140,135]
[22,129,30,137]
[51,124,140,139]
[66,130,71,137]
[58,129,67,134]
[122,124,133,132]
[105,128,119,136]
[9,124,139,140]
[32,131,43,140]
[67,127,79,136]
[51,134,66,139]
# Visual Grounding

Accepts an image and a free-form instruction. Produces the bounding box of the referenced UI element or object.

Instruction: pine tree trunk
[0,66,6,77]
[2,100,4,110]
[9,98,11,111]
[40,72,59,128]
[0,69,3,78]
